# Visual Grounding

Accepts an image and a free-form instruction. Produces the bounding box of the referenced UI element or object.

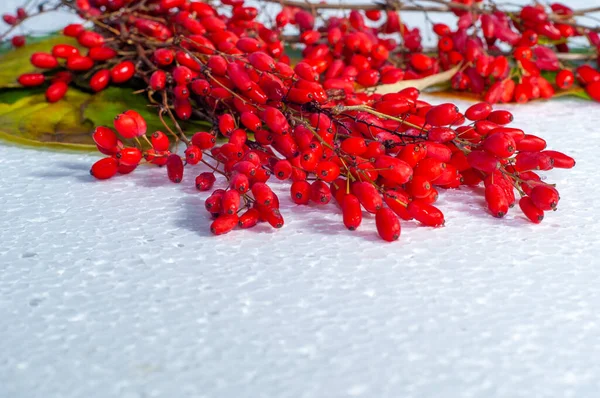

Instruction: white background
[1,1,600,398]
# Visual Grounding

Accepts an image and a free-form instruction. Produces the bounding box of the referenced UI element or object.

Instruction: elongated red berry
[485,184,509,218]
[376,207,401,241]
[45,81,68,103]
[18,73,45,87]
[239,208,260,229]
[211,214,238,235]
[342,194,362,230]
[530,185,559,210]
[31,53,59,69]
[351,182,382,214]
[90,69,110,92]
[425,103,459,126]
[90,157,118,180]
[111,61,135,83]
[407,201,445,226]
[166,154,184,183]
[519,196,544,223]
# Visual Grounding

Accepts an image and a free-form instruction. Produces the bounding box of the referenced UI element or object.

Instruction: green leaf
[0,34,81,88]
[0,88,96,150]
[0,84,212,150]
[83,87,212,137]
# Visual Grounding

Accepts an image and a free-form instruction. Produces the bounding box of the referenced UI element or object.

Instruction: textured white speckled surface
[2,0,600,396]
[1,96,599,398]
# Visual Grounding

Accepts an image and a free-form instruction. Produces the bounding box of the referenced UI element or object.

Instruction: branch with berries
[0,0,584,241]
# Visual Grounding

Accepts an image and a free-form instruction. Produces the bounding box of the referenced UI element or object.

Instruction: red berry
[52,44,79,59]
[166,154,184,183]
[90,69,110,92]
[11,35,25,47]
[88,47,117,61]
[117,147,142,166]
[196,172,216,191]
[467,150,500,173]
[374,155,413,185]
[586,81,600,102]
[407,201,445,227]
[184,145,203,165]
[111,61,135,84]
[541,150,575,169]
[221,189,241,215]
[485,184,509,218]
[310,180,331,204]
[425,103,459,126]
[63,24,85,37]
[486,110,513,125]
[66,55,94,71]
[482,132,516,158]
[114,110,147,139]
[90,157,118,180]
[351,182,382,214]
[555,69,574,89]
[31,53,59,69]
[78,31,105,48]
[150,70,167,91]
[342,194,362,231]
[210,214,239,235]
[229,172,249,194]
[274,160,292,180]
[45,81,68,103]
[375,207,401,242]
[238,208,260,229]
[252,182,275,206]
[530,185,559,210]
[519,197,544,224]
[465,102,492,122]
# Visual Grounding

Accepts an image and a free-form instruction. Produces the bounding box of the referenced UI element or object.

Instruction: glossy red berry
[114,110,147,139]
[375,208,401,241]
[166,154,184,183]
[519,196,544,224]
[93,126,118,151]
[110,61,135,83]
[238,208,260,229]
[90,157,118,180]
[555,69,574,89]
[290,180,311,205]
[66,55,94,71]
[52,44,79,59]
[425,103,459,126]
[117,147,142,166]
[485,184,509,218]
[31,52,59,69]
[90,69,110,92]
[78,31,105,48]
[194,172,215,191]
[211,214,239,235]
[407,201,445,227]
[530,185,559,211]
[45,81,69,103]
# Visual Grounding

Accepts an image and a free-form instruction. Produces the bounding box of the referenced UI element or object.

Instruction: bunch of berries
[2,0,579,241]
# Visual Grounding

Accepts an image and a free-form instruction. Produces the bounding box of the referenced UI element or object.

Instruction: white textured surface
[1,96,599,398]
[3,0,600,396]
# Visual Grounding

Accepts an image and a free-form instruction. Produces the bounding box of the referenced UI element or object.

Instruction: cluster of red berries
[2,6,27,47]
[576,64,600,101]
[3,0,578,241]
[5,1,600,103]
[429,3,600,103]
